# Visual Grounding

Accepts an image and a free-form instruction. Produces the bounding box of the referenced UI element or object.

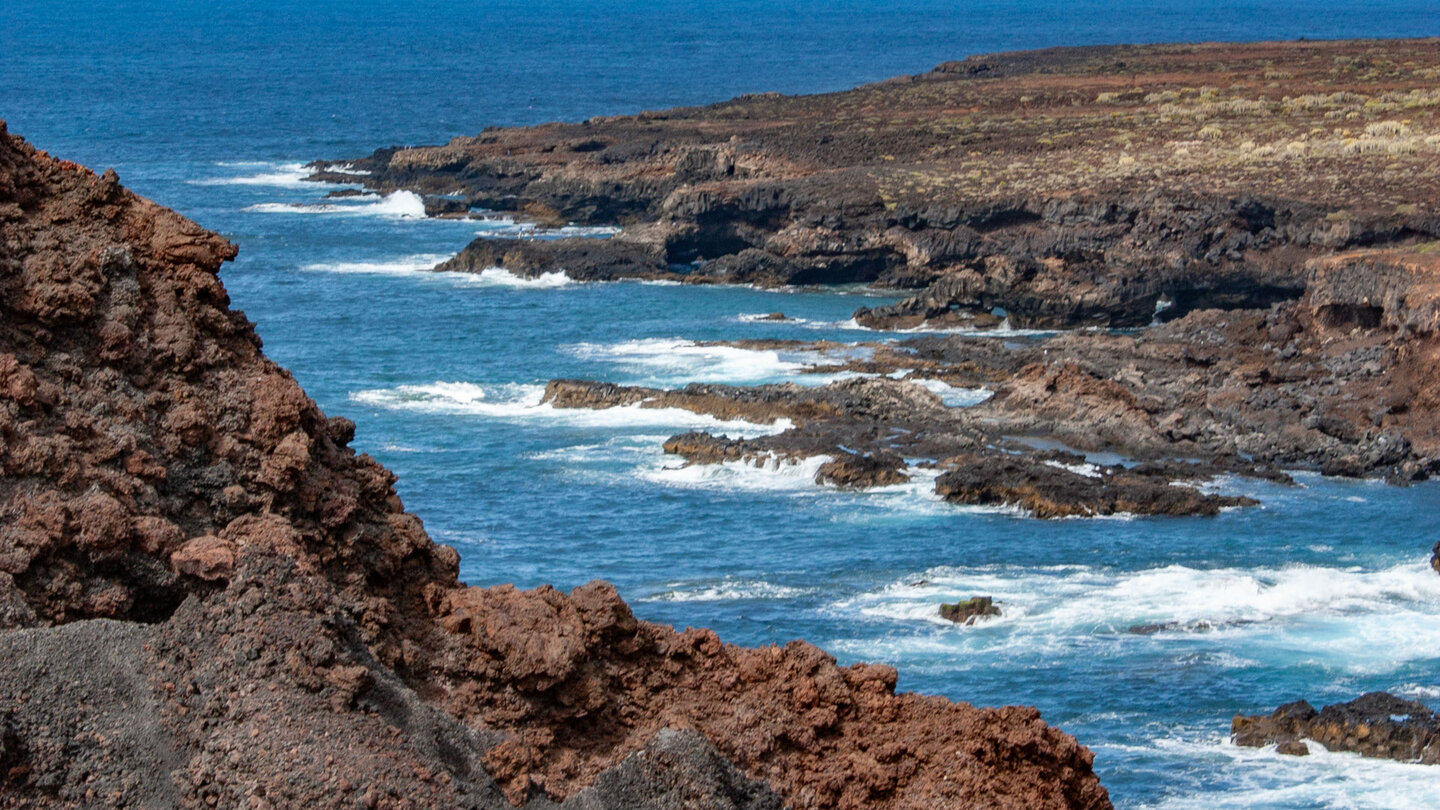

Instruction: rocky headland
[0,122,1111,806]
[316,38,1440,324]
[312,38,1440,517]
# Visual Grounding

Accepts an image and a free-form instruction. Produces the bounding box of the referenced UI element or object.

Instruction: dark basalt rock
[319,41,1440,333]
[940,596,1001,625]
[316,41,1440,488]
[562,729,783,810]
[1232,693,1440,763]
[934,453,1254,518]
[438,236,672,281]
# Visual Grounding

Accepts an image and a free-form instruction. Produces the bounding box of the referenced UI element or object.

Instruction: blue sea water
[6,2,1440,806]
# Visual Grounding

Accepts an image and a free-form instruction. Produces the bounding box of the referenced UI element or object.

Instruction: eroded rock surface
[1233,693,1440,763]
[0,123,1108,808]
[538,239,1440,515]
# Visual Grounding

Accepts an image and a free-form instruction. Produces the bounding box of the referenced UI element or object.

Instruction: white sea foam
[830,560,1440,670]
[351,381,791,434]
[1043,459,1103,478]
[299,254,453,277]
[1393,682,1440,700]
[810,317,1059,337]
[245,190,426,219]
[908,378,993,407]
[475,221,622,238]
[639,453,835,492]
[322,162,372,176]
[190,161,316,187]
[643,578,816,602]
[565,338,854,387]
[472,267,573,288]
[523,434,670,463]
[299,257,575,288]
[1133,735,1440,809]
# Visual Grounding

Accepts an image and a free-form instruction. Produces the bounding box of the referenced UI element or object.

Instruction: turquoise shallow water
[6,2,1440,806]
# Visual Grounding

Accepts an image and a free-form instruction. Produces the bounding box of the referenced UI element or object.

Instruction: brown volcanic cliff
[0,124,1108,807]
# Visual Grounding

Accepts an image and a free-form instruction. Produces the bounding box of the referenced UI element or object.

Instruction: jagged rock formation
[543,237,1440,510]
[542,374,1255,517]
[307,39,1440,509]
[317,39,1440,331]
[539,239,1440,508]
[0,124,1109,807]
[1233,693,1440,763]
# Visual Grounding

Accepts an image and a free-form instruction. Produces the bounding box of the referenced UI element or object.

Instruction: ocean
[5,1,1440,806]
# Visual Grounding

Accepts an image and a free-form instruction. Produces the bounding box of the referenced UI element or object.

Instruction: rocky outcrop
[0,124,1109,807]
[939,597,1000,625]
[540,370,1264,516]
[310,39,1440,497]
[438,236,672,282]
[319,40,1440,331]
[540,244,1440,503]
[1233,693,1440,763]
[934,453,1253,518]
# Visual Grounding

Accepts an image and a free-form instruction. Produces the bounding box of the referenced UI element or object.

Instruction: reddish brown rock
[169,535,235,581]
[0,122,1109,809]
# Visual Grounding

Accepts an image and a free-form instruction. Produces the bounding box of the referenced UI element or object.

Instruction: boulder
[940,596,1001,625]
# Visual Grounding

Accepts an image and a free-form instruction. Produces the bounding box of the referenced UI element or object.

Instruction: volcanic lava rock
[437,235,671,281]
[934,454,1253,518]
[0,122,1109,809]
[322,40,1440,324]
[814,450,909,489]
[1233,693,1440,763]
[327,40,1440,490]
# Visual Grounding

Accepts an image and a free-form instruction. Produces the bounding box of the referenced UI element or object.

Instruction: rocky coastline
[314,38,1440,516]
[0,123,1110,806]
[9,34,1440,809]
[307,40,1440,771]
